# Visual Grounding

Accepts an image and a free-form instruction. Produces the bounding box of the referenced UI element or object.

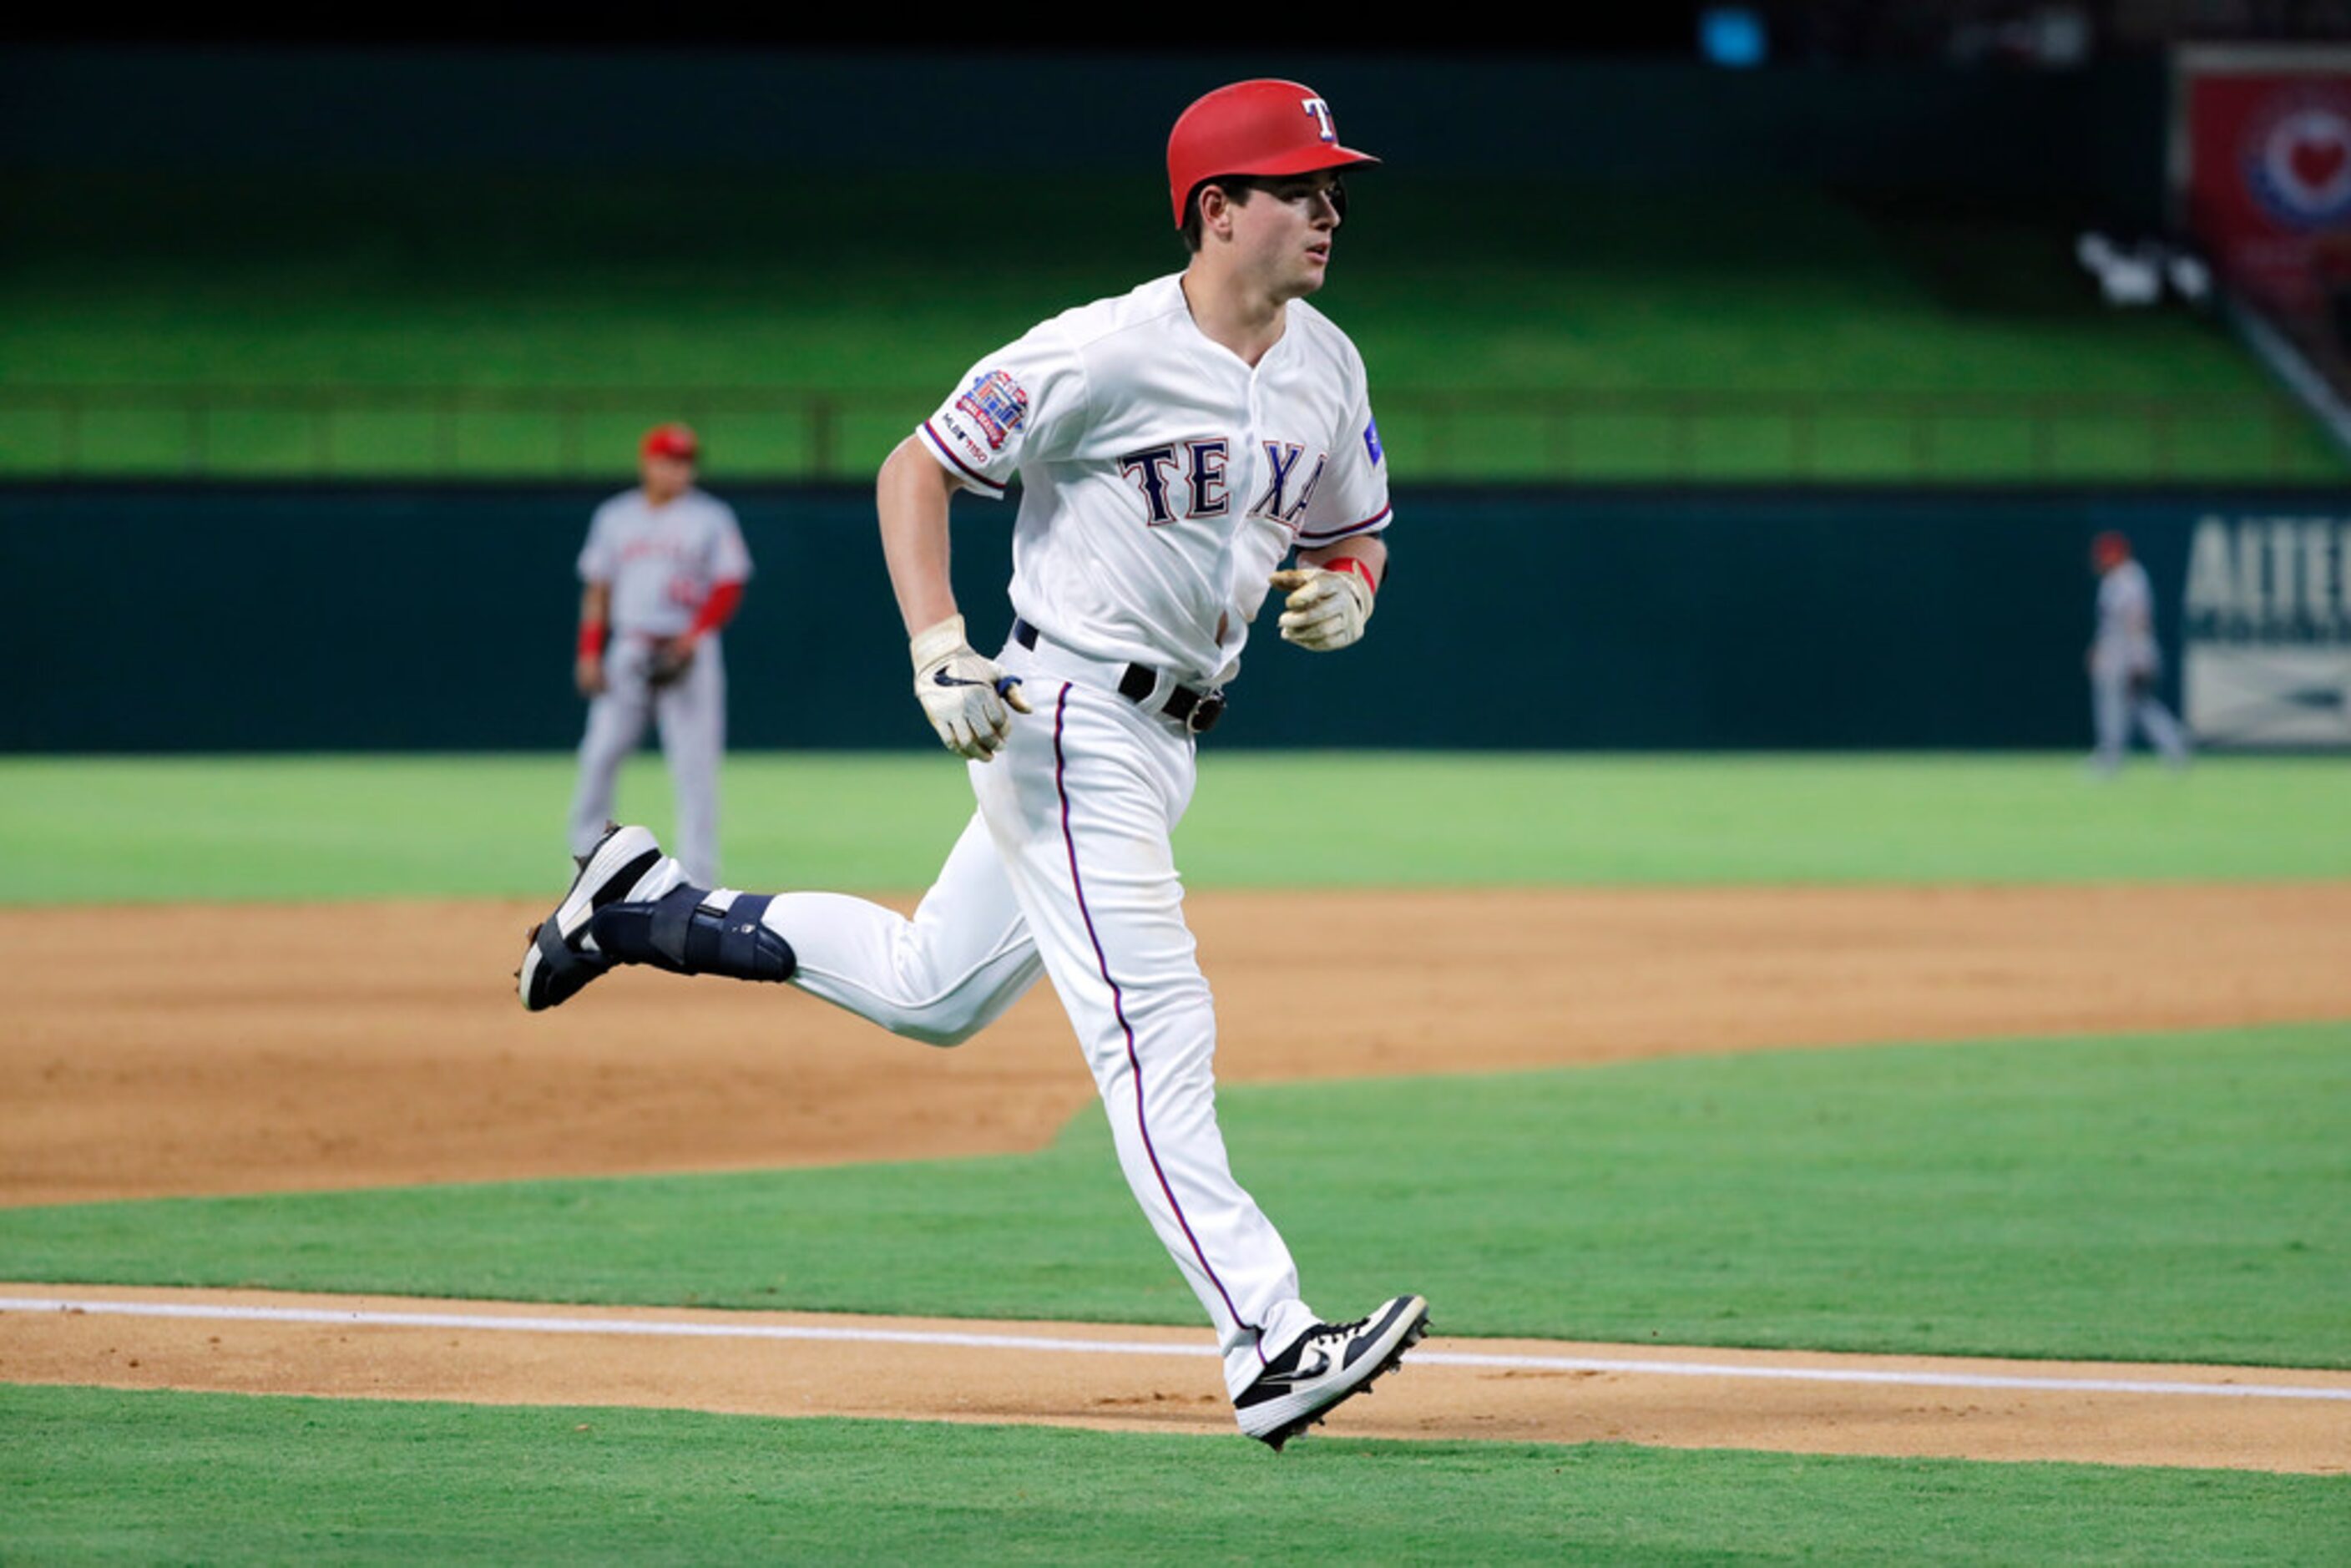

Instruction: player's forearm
[1272,536,1385,653]
[686,580,744,640]
[1299,536,1386,589]
[577,582,611,655]
[877,438,962,635]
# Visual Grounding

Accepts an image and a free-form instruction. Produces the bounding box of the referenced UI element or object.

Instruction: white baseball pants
[760,650,1320,1397]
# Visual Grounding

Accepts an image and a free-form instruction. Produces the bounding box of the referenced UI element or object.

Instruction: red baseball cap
[2091,530,2131,567]
[640,422,700,463]
[1167,78,1380,227]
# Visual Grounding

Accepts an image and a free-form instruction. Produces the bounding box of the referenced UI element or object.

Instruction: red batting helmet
[2091,530,2131,569]
[1166,78,1380,228]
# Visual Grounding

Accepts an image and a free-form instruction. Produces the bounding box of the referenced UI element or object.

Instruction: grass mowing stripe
[6,1024,2343,1368]
[4,753,2346,902]
[3,1385,2342,1566]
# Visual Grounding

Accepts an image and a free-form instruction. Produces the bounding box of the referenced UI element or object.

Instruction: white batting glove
[1268,564,1375,652]
[911,614,1032,761]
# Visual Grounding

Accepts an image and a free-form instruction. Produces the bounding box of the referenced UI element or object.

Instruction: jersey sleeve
[576,503,617,582]
[914,322,1091,498]
[1292,389,1393,551]
[710,503,753,582]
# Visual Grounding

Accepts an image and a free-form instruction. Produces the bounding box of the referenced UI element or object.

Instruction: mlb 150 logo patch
[955,370,1031,452]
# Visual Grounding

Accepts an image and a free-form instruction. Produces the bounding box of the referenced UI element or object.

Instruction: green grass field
[7,1387,2342,1566]
[2,752,2342,903]
[7,1026,2344,1367]
[5,751,2345,1560]
[3,174,2335,482]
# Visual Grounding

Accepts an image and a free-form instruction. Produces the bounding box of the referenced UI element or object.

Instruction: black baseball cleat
[515,822,667,1012]
[1234,1294,1429,1451]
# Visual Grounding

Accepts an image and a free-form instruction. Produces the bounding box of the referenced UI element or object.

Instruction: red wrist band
[1325,556,1378,595]
[577,621,605,659]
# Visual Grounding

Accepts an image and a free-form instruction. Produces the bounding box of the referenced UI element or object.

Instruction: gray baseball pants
[568,635,726,885]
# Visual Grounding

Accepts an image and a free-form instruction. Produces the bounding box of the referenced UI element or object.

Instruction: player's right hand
[575,654,606,697]
[911,614,1033,761]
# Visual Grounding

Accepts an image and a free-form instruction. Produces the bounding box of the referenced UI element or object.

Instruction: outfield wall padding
[6,483,2300,752]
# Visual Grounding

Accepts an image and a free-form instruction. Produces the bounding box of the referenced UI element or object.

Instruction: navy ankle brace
[588,886,796,983]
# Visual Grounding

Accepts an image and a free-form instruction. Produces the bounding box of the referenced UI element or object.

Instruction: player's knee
[872,943,1039,1047]
[895,1016,982,1049]
[886,989,1001,1047]
[888,979,1042,1045]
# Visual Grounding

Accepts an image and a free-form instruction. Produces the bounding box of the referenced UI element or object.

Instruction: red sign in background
[2186,68,2351,318]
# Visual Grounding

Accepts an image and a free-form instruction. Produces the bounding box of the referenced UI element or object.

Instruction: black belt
[1011,618,1226,735]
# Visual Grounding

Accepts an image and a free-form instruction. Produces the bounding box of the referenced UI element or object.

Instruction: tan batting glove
[1268,564,1375,652]
[911,614,1032,761]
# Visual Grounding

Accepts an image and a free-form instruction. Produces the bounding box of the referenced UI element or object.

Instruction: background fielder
[566,422,751,886]
[2086,529,2190,774]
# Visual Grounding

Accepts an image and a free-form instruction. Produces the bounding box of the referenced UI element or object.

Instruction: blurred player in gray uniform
[2087,529,2189,774]
[567,423,751,885]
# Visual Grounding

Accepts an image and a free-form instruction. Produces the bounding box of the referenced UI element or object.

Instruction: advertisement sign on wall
[2181,509,2351,746]
[2173,45,2351,322]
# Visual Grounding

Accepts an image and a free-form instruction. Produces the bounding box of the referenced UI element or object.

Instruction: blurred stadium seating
[2,47,2340,483]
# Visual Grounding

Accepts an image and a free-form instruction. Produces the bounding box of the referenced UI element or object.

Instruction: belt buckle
[1186,689,1226,736]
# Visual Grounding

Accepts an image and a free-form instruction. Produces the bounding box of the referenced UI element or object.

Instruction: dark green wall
[0,483,2258,753]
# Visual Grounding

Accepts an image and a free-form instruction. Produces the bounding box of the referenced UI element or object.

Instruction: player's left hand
[1269,564,1374,652]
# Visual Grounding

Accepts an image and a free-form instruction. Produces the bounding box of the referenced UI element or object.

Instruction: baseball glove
[647,638,697,690]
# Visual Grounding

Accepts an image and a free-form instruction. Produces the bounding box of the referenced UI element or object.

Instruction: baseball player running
[519,81,1425,1449]
[2087,530,2190,774]
[565,423,751,887]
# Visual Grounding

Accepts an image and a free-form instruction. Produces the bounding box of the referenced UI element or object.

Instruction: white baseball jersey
[577,488,753,637]
[918,273,1392,687]
[2094,559,2159,676]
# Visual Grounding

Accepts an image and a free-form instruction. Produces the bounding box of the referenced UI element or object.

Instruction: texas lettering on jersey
[1118,438,1327,529]
[913,274,1390,681]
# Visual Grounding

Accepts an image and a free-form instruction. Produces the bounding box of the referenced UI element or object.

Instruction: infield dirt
[5,883,2348,1470]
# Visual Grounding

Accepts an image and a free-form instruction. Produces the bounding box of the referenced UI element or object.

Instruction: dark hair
[1180,175,1263,253]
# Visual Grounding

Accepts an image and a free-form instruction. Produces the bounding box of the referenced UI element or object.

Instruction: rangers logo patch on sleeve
[954,370,1031,453]
[1364,417,1383,467]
